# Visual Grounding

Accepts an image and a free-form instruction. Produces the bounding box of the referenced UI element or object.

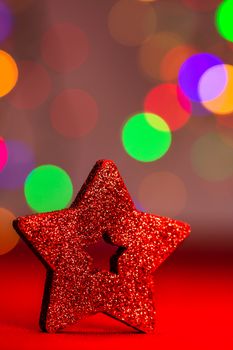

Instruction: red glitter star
[13,160,190,333]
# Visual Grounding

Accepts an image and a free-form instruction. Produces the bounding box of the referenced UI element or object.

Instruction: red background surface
[1,240,232,349]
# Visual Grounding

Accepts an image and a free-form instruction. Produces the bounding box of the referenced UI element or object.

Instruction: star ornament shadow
[13,160,190,334]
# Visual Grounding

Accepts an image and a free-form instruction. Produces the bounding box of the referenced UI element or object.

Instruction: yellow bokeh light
[0,208,19,255]
[0,50,18,97]
[201,64,233,115]
[145,113,170,132]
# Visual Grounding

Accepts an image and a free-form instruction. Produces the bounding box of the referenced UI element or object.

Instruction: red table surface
[0,241,232,350]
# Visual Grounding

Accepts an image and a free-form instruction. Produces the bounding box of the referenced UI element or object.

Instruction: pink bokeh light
[0,137,8,171]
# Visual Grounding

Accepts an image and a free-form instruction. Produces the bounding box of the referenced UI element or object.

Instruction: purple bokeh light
[0,2,13,42]
[0,137,8,171]
[198,64,228,102]
[0,140,35,189]
[178,53,224,102]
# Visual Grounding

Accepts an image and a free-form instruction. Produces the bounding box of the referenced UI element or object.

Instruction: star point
[13,160,190,333]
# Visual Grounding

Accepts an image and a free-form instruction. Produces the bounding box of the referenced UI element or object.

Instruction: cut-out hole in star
[85,233,126,274]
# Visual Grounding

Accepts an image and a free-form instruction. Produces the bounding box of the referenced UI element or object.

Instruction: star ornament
[13,160,190,333]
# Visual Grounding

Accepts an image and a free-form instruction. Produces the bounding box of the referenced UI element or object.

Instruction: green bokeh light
[215,0,233,42]
[122,113,172,162]
[24,165,73,213]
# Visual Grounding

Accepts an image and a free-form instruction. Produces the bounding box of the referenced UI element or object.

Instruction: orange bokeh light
[0,50,18,97]
[138,32,182,81]
[0,208,19,255]
[160,44,198,82]
[200,65,233,115]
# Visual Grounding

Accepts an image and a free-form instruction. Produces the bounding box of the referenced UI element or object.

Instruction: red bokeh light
[50,89,98,138]
[7,61,51,110]
[41,22,89,73]
[144,84,191,131]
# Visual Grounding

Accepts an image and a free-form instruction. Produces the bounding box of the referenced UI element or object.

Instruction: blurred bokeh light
[139,31,182,81]
[0,1,12,43]
[178,53,223,101]
[24,165,73,213]
[0,207,19,255]
[198,64,227,103]
[108,0,157,46]
[155,1,197,41]
[191,132,233,181]
[0,137,7,171]
[199,64,233,115]
[122,113,171,162]
[160,44,198,82]
[0,140,35,189]
[144,84,191,131]
[41,22,89,73]
[0,50,18,97]
[215,0,233,43]
[0,0,232,249]
[50,89,98,138]
[7,60,51,109]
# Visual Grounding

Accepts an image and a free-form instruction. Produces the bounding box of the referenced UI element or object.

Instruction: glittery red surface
[13,160,190,333]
